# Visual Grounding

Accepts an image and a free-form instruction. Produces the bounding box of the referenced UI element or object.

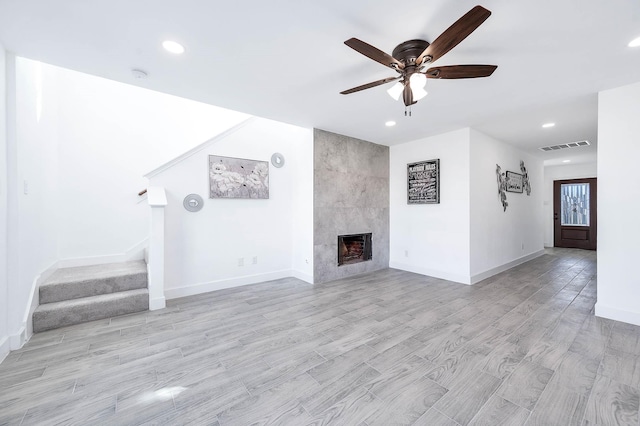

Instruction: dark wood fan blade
[425,65,497,79]
[402,83,415,106]
[340,76,401,95]
[417,6,491,65]
[344,38,404,70]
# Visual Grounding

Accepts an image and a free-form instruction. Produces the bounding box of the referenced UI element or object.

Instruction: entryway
[553,178,597,250]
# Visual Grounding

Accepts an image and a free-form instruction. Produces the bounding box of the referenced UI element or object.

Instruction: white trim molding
[471,250,545,284]
[144,117,256,178]
[389,261,471,285]
[165,270,294,300]
[291,270,314,284]
[595,302,640,327]
[10,262,57,350]
[390,250,545,286]
[57,238,149,269]
[0,336,11,364]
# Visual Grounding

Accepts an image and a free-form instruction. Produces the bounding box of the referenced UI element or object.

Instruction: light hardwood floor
[1,248,639,425]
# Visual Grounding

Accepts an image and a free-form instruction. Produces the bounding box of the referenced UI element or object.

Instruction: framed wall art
[209,155,269,199]
[505,171,523,193]
[407,159,440,204]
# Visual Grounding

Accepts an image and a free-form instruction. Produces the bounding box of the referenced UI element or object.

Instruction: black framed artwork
[407,159,440,204]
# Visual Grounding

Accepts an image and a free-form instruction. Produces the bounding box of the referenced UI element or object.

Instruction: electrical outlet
[404,250,409,258]
[238,258,244,267]
[252,256,258,265]
[521,243,525,250]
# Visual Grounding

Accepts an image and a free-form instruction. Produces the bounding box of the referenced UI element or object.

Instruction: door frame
[553,177,597,250]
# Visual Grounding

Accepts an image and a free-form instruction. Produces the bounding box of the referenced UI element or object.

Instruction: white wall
[596,81,640,326]
[291,131,314,283]
[0,42,9,361]
[6,57,61,347]
[542,162,597,247]
[469,129,544,282]
[50,62,250,262]
[148,117,313,298]
[390,128,471,284]
[390,127,544,285]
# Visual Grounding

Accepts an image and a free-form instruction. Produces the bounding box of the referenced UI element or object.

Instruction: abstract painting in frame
[209,155,269,199]
[407,159,440,204]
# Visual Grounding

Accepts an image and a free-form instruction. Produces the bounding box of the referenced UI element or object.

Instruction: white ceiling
[1,0,639,164]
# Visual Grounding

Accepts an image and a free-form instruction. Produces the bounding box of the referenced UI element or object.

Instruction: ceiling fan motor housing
[392,39,430,67]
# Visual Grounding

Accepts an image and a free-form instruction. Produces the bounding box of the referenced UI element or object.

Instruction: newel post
[147,186,167,310]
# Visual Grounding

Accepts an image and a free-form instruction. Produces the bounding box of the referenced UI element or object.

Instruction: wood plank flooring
[1,248,639,425]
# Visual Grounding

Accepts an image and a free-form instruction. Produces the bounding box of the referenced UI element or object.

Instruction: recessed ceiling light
[629,36,640,47]
[162,40,185,54]
[562,160,571,163]
[542,122,555,128]
[385,121,396,127]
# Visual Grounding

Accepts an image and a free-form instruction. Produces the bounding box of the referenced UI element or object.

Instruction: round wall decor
[271,153,285,168]
[183,194,204,212]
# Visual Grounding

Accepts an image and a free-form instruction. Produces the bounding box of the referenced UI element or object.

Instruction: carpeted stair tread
[39,260,147,303]
[33,289,149,333]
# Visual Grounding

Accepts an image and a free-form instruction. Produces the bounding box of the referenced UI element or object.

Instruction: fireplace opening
[338,233,372,266]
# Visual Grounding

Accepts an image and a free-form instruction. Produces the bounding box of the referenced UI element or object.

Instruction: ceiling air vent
[539,140,590,152]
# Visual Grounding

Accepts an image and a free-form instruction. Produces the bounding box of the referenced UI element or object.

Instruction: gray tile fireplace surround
[313,129,390,283]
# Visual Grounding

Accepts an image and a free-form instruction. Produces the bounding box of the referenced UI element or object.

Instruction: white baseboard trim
[9,327,27,350]
[149,297,166,311]
[388,261,471,285]
[291,270,314,284]
[0,336,11,364]
[15,261,58,347]
[595,302,640,327]
[58,254,129,269]
[57,239,148,269]
[470,250,545,284]
[165,270,294,300]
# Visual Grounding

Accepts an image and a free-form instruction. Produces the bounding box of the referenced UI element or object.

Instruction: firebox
[337,233,372,266]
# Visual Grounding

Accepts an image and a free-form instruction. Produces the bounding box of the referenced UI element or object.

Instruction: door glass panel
[561,183,590,226]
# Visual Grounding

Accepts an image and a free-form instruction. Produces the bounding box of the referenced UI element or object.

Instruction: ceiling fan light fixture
[409,73,428,101]
[412,87,428,101]
[409,73,427,90]
[387,82,404,101]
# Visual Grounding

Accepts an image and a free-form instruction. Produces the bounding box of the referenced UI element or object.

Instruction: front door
[553,178,597,250]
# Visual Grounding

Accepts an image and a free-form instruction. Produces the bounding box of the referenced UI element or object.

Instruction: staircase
[33,260,149,332]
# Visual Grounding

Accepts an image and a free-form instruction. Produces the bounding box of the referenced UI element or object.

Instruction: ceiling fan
[340,5,497,114]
